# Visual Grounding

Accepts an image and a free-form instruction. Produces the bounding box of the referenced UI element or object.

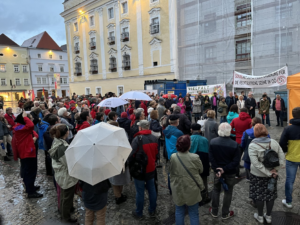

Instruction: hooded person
[104,109,111,122]
[118,112,131,137]
[58,108,74,142]
[163,115,184,160]
[90,104,97,119]
[48,98,53,108]
[230,108,252,144]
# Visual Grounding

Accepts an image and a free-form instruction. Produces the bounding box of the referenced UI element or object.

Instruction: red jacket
[230,112,252,144]
[141,102,148,117]
[5,113,15,130]
[12,117,38,161]
[76,121,90,131]
[90,109,97,119]
[129,130,158,179]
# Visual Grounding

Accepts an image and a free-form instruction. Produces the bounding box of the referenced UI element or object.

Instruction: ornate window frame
[149,7,161,37]
[149,38,162,66]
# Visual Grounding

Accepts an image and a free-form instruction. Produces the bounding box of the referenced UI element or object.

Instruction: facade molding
[148,7,161,16]
[89,52,99,59]
[136,0,144,75]
[121,45,132,52]
[149,37,162,45]
[108,48,117,55]
[73,35,80,41]
[88,30,97,36]
[97,7,107,79]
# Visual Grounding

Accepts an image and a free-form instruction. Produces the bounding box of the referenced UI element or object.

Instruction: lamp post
[10,79,16,109]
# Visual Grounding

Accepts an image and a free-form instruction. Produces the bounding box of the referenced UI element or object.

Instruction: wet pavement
[0,111,300,225]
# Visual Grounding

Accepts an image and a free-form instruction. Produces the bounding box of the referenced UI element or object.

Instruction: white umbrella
[98,97,129,108]
[65,123,132,185]
[119,91,152,101]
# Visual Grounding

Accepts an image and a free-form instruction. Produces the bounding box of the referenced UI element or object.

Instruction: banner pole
[232,70,235,95]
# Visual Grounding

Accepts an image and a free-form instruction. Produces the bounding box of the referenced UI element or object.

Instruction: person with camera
[248,124,285,224]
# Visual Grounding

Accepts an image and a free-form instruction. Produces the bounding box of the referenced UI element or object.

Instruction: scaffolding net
[175,0,300,93]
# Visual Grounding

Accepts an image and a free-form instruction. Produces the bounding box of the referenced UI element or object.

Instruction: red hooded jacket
[4,113,15,130]
[141,102,148,117]
[129,130,158,180]
[90,109,97,119]
[230,112,252,144]
[12,117,38,161]
[76,121,90,132]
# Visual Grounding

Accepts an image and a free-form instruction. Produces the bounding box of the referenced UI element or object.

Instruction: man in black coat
[245,93,256,118]
[118,112,131,137]
[165,94,175,109]
[172,106,191,134]
[209,123,240,220]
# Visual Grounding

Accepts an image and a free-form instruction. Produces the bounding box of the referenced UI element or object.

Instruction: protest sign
[187,84,226,97]
[234,66,288,88]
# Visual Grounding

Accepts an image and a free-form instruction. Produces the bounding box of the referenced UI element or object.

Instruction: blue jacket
[38,121,50,150]
[163,125,183,159]
[227,111,239,137]
[225,96,236,110]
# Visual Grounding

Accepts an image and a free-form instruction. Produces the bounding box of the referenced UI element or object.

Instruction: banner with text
[54,73,61,90]
[234,66,288,88]
[187,83,226,97]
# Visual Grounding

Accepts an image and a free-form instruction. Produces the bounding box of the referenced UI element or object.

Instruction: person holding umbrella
[49,124,78,223]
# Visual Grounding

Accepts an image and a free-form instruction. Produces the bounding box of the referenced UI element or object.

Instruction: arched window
[109,56,117,72]
[122,53,130,70]
[74,62,82,76]
[90,59,98,74]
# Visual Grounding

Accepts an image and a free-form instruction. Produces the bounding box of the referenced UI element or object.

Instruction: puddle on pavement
[0,175,5,189]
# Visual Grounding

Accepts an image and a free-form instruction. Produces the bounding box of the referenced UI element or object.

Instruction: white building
[21,31,70,98]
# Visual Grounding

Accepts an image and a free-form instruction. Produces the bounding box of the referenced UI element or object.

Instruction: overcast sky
[0,0,66,46]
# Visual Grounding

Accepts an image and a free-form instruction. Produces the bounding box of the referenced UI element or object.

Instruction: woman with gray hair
[237,95,245,112]
[209,123,240,220]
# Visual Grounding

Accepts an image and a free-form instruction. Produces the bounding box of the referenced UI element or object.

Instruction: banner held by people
[187,83,226,97]
[233,66,288,88]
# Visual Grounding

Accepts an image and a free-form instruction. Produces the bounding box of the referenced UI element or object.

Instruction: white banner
[234,66,288,88]
[187,83,226,97]
[132,90,158,95]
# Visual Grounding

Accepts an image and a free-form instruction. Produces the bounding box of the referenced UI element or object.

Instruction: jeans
[186,111,192,122]
[275,110,284,126]
[261,114,270,126]
[134,178,157,216]
[285,160,300,203]
[220,116,227,123]
[212,106,218,118]
[212,174,235,217]
[175,203,199,225]
[20,157,37,194]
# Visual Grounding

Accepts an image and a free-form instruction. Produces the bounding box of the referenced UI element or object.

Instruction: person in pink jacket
[177,98,186,114]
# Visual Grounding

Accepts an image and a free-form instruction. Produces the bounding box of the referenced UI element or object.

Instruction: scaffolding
[175,0,300,95]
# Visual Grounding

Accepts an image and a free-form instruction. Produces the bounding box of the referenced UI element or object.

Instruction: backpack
[254,142,280,168]
[129,136,148,180]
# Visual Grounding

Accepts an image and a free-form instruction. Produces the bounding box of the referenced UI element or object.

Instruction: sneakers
[209,207,218,218]
[115,194,127,205]
[132,210,144,220]
[282,199,292,208]
[27,192,43,198]
[254,213,263,223]
[3,156,11,161]
[264,213,272,223]
[222,211,234,220]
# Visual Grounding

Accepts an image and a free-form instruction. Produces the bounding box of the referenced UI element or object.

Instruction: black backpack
[254,142,280,168]
[129,136,148,180]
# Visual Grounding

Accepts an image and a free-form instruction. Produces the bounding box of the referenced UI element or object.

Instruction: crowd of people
[0,89,297,225]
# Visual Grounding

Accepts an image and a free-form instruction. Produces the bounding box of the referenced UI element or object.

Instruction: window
[117,86,124,96]
[90,59,98,74]
[90,37,96,50]
[59,55,62,60]
[14,65,19,72]
[108,32,115,45]
[109,56,117,72]
[74,22,78,32]
[236,12,251,28]
[0,65,5,72]
[38,65,43,71]
[50,66,54,72]
[85,88,91,95]
[61,77,68,84]
[122,2,128,14]
[96,87,101,95]
[24,79,29,86]
[23,65,28,72]
[52,78,55,85]
[90,16,94,26]
[204,13,216,34]
[237,4,251,11]
[15,78,21,86]
[1,79,6,86]
[122,53,130,70]
[42,77,47,84]
[121,27,129,42]
[38,54,41,58]
[275,32,292,53]
[276,3,292,20]
[49,54,52,59]
[37,78,41,84]
[74,62,82,76]
[74,42,80,54]
[153,61,158,67]
[205,46,216,61]
[13,54,17,57]
[236,40,251,60]
[150,17,159,34]
[60,66,64,72]
[32,39,36,44]
[108,8,114,19]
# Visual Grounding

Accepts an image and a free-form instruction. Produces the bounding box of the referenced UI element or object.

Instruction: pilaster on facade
[136,0,144,75]
[66,21,74,82]
[97,7,107,79]
[80,15,89,81]
[114,2,123,78]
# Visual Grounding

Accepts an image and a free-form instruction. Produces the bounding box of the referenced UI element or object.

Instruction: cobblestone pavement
[1,111,300,225]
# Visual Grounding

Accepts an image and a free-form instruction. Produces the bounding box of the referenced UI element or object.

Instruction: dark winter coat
[150,119,162,132]
[172,111,191,135]
[118,117,131,137]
